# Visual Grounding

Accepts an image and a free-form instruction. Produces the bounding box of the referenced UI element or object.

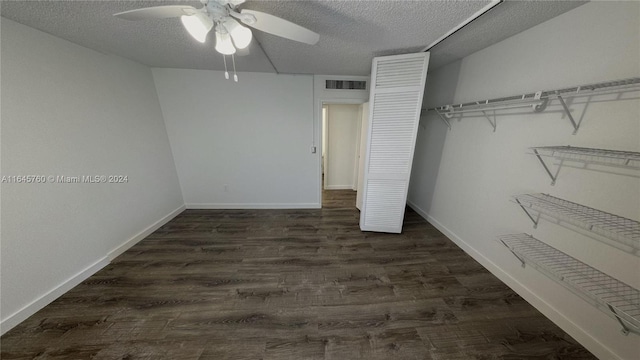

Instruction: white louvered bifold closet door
[359,52,429,233]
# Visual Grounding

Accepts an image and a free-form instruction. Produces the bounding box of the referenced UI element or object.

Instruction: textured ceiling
[238,0,493,75]
[427,0,586,70]
[1,1,586,76]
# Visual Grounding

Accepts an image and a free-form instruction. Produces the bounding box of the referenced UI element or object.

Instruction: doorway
[321,103,364,208]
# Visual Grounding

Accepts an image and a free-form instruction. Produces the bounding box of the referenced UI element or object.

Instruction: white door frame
[352,105,364,191]
[316,99,366,207]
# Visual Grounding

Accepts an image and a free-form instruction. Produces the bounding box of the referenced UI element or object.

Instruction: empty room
[1,1,639,359]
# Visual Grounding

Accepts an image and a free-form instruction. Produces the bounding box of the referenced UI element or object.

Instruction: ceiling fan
[114,0,319,80]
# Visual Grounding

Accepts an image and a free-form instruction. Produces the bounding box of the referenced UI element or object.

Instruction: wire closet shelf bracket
[424,77,640,132]
[499,233,640,336]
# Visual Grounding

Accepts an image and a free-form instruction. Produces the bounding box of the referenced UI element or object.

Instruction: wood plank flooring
[1,190,596,359]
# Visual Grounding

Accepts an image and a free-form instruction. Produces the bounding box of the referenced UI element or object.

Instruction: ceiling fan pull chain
[232,54,238,82]
[223,55,230,80]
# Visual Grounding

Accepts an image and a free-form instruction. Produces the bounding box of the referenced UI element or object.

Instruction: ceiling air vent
[325,79,367,90]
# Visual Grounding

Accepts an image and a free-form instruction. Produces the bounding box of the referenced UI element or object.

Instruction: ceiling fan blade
[114,5,198,21]
[239,9,319,45]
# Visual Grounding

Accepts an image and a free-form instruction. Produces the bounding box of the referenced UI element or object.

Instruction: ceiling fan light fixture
[180,13,213,43]
[215,30,236,55]
[223,18,252,49]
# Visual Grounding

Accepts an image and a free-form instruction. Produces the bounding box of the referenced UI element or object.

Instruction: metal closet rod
[426,76,640,113]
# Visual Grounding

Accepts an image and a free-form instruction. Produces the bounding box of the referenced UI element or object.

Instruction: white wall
[408,2,639,359]
[1,19,184,333]
[325,104,360,190]
[152,69,317,209]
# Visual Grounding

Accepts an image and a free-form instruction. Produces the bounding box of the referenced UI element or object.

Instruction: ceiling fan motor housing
[205,1,232,23]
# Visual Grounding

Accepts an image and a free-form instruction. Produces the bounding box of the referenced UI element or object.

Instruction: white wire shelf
[530,146,640,184]
[425,77,640,132]
[499,233,640,335]
[513,193,640,254]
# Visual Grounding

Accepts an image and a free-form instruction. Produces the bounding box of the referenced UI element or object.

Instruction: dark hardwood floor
[1,190,596,359]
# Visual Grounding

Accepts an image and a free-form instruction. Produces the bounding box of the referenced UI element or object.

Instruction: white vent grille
[325,79,367,90]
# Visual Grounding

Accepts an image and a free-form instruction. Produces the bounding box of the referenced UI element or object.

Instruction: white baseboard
[108,204,186,261]
[406,200,430,220]
[187,203,321,209]
[0,256,109,335]
[0,204,186,335]
[406,200,620,360]
[324,185,354,190]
